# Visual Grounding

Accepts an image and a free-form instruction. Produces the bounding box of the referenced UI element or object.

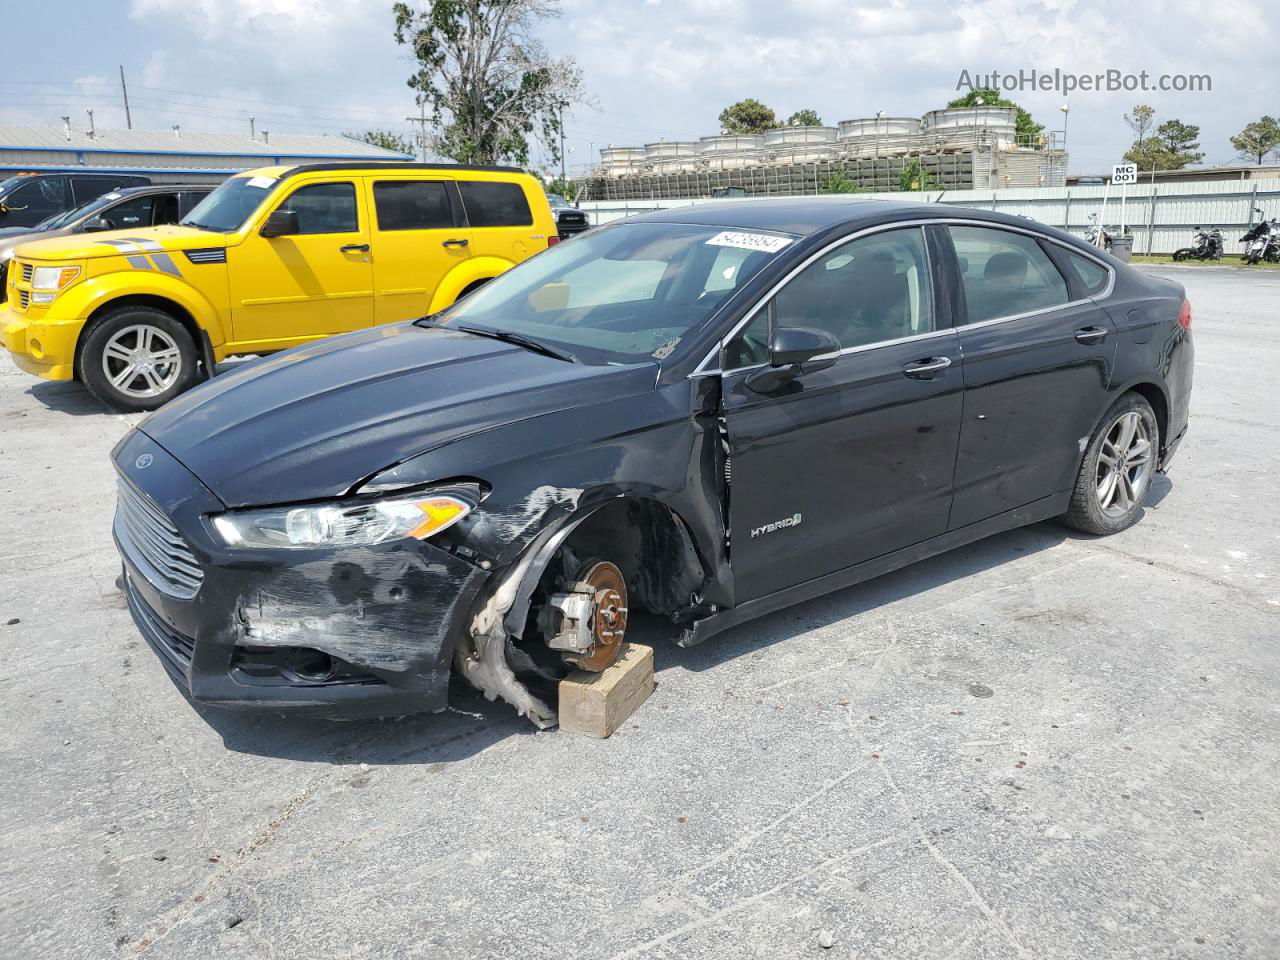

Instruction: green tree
[719,98,778,134]
[1124,104,1156,158]
[819,170,862,193]
[787,108,823,127]
[898,158,940,191]
[343,129,415,156]
[1154,119,1204,169]
[1231,116,1280,165]
[392,0,585,166]
[947,88,1043,143]
[545,176,576,200]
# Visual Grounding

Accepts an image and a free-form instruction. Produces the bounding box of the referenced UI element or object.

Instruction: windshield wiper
[456,324,578,363]
[180,219,220,232]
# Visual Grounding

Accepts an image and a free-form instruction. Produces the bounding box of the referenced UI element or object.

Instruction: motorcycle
[1172,226,1223,262]
[1240,208,1280,264]
[1085,213,1113,251]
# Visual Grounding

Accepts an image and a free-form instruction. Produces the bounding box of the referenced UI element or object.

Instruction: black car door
[944,223,1117,530]
[720,225,964,603]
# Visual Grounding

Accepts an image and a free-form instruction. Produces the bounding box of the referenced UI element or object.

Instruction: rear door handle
[902,356,952,379]
[1075,325,1108,344]
[442,238,470,248]
[340,243,370,253]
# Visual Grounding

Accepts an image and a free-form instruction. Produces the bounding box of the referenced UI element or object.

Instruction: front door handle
[1075,325,1108,344]
[340,243,370,253]
[902,356,952,379]
[442,238,470,248]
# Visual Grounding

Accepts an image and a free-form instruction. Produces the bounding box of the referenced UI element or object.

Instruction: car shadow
[24,358,254,416]
[657,520,1072,676]
[194,679,535,765]
[27,379,108,415]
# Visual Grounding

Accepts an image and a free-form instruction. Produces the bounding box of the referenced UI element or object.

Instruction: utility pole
[86,109,95,139]
[559,104,567,184]
[406,100,429,161]
[249,117,256,140]
[119,66,132,130]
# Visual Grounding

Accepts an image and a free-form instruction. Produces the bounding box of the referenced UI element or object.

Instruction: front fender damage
[453,490,585,729]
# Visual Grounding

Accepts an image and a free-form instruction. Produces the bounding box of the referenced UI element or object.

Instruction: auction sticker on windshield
[246,176,277,189]
[706,231,793,253]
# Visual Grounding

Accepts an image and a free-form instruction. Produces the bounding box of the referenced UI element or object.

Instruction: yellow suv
[1,162,559,411]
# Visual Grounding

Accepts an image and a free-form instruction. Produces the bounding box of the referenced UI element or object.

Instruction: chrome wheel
[1095,411,1153,517]
[101,324,182,399]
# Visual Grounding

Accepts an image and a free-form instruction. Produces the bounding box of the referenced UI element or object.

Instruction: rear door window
[1061,249,1110,296]
[948,225,1070,323]
[457,181,533,227]
[372,181,455,230]
[151,193,180,225]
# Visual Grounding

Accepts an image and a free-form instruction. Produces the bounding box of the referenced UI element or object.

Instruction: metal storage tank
[763,126,838,146]
[921,107,1017,147]
[764,143,839,164]
[599,146,647,176]
[644,140,699,159]
[837,117,920,141]
[697,134,765,154]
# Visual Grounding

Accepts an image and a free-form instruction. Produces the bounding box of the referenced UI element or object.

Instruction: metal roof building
[0,123,413,183]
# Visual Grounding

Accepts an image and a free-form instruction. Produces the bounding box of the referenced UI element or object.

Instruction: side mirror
[260,208,300,238]
[745,326,840,393]
[82,216,112,232]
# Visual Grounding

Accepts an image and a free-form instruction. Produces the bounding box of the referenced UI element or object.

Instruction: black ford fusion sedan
[112,199,1192,727]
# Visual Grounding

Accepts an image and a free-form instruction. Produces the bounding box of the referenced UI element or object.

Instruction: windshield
[547,194,570,209]
[38,191,123,230]
[430,221,794,364]
[0,176,26,198]
[181,175,279,232]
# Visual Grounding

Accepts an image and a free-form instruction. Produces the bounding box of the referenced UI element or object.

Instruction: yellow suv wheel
[79,306,199,413]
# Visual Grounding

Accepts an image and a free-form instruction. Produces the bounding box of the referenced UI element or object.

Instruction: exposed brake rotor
[570,559,628,672]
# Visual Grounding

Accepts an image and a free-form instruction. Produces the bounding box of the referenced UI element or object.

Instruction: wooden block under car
[558,643,654,738]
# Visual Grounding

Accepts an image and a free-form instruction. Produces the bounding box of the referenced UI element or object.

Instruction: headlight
[211,492,474,549]
[30,265,81,302]
[31,265,81,290]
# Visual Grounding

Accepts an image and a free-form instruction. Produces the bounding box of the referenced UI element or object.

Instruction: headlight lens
[31,265,81,290]
[212,493,474,549]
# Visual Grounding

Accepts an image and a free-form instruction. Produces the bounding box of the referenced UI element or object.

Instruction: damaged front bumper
[112,431,490,719]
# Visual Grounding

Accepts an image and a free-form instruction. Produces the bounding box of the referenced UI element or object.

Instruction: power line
[0,79,410,121]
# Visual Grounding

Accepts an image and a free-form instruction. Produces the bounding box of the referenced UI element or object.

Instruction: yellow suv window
[285,183,358,234]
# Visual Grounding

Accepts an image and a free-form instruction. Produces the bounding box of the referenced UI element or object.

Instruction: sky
[0,0,1271,176]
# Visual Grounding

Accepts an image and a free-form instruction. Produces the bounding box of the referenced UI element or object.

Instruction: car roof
[102,184,218,197]
[620,197,1104,252]
[245,161,528,181]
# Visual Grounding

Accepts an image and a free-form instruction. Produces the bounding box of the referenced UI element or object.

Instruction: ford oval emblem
[135,454,153,469]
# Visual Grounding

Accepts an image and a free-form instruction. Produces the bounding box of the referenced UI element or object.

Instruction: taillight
[547,235,560,247]
[1178,298,1192,329]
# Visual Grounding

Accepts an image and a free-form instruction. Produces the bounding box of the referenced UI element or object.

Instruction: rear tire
[79,306,198,413]
[1062,393,1159,536]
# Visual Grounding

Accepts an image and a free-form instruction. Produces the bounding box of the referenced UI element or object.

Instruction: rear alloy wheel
[80,306,198,412]
[1063,393,1158,535]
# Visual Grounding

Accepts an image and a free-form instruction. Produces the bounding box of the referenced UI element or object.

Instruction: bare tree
[393,0,586,166]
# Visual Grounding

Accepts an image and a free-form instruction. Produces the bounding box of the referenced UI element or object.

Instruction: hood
[137,323,656,508]
[12,224,226,262]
